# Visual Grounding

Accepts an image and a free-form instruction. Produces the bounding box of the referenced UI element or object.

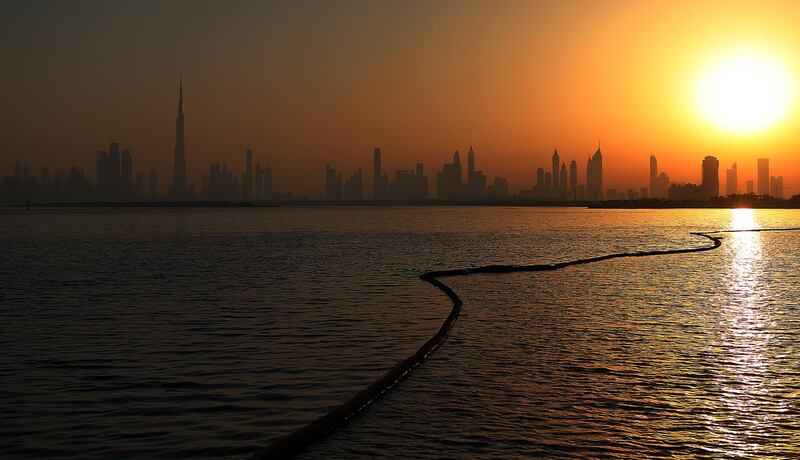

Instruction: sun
[695,49,794,134]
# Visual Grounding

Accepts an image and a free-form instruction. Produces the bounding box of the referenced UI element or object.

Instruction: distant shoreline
[3,196,800,209]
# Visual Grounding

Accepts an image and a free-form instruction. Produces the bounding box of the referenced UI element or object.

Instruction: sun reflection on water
[711,208,774,454]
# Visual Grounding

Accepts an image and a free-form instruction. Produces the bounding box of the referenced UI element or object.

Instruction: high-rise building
[535,167,545,195]
[465,146,487,197]
[569,159,577,200]
[725,162,738,196]
[436,151,462,200]
[148,167,158,199]
[343,169,364,200]
[586,148,603,201]
[170,77,188,200]
[701,155,719,199]
[242,147,253,200]
[96,150,109,197]
[325,165,342,201]
[134,172,144,198]
[389,164,428,200]
[108,142,121,200]
[551,149,560,194]
[770,176,784,198]
[757,158,769,195]
[649,154,658,198]
[467,147,475,178]
[656,172,670,198]
[746,180,754,194]
[490,177,509,197]
[559,163,567,199]
[254,164,264,200]
[121,149,133,200]
[372,148,389,200]
[373,147,381,198]
[264,166,273,198]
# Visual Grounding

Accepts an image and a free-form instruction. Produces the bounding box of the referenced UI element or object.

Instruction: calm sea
[2,207,799,459]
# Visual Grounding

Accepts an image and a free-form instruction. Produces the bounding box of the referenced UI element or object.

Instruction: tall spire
[178,74,184,118]
[170,74,188,200]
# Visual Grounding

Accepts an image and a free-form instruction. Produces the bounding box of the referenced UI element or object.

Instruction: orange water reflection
[710,209,774,455]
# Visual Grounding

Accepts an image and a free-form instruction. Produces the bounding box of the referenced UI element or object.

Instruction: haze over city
[7,2,800,459]
[5,0,800,197]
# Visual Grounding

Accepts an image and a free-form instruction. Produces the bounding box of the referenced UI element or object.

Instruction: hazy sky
[3,0,800,196]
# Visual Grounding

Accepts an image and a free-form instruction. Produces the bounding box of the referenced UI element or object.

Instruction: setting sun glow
[695,50,795,134]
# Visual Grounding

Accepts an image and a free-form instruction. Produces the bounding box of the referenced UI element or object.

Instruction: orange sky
[2,0,800,197]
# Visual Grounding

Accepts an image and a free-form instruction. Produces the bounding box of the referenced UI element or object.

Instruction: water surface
[2,207,799,458]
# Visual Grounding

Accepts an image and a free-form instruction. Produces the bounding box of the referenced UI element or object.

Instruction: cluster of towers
[435,147,508,200]
[96,142,158,201]
[657,155,785,201]
[3,75,795,204]
[529,148,602,201]
[326,148,428,201]
[199,147,274,202]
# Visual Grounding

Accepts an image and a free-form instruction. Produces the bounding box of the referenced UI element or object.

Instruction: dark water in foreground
[2,207,800,458]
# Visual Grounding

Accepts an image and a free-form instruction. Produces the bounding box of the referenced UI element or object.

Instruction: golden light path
[713,209,771,455]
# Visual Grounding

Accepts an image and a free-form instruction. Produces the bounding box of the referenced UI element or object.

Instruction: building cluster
[201,147,277,201]
[1,161,96,203]
[96,142,158,201]
[0,78,294,204]
[0,141,160,204]
[325,146,509,201]
[659,156,785,201]
[0,76,793,204]
[649,155,670,199]
[521,147,602,201]
[326,148,429,201]
[435,147,508,200]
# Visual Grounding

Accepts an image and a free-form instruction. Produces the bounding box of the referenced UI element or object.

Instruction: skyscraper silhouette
[649,154,658,198]
[770,175,784,198]
[372,147,389,200]
[343,169,364,200]
[465,146,486,197]
[586,147,603,201]
[701,155,719,199]
[254,163,263,200]
[242,147,253,200]
[757,158,769,195]
[467,147,475,178]
[436,151,463,199]
[264,165,273,198]
[536,167,545,194]
[569,159,577,200]
[725,162,738,196]
[551,149,560,194]
[170,77,188,200]
[121,150,133,200]
[325,165,342,200]
[109,142,121,200]
[148,167,158,199]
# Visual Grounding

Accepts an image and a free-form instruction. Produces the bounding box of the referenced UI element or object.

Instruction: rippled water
[2,207,800,458]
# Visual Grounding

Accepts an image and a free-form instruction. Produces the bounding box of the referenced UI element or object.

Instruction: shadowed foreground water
[2,207,800,458]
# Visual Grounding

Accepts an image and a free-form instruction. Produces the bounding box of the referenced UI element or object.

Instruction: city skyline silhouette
[0,75,793,205]
[7,3,800,460]
[4,1,800,198]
